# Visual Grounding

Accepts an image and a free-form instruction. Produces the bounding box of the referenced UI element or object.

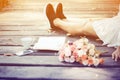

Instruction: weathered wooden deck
[0,0,120,80]
[0,36,120,80]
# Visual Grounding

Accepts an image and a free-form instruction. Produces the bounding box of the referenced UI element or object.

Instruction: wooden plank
[0,30,51,36]
[0,35,103,46]
[0,36,38,45]
[65,11,118,15]
[0,35,66,46]
[0,30,66,36]
[8,3,118,11]
[0,25,48,30]
[0,66,120,80]
[0,36,115,55]
[0,56,119,67]
[66,14,116,18]
[0,46,115,56]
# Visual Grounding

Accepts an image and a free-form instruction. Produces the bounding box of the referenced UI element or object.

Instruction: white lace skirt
[92,16,120,47]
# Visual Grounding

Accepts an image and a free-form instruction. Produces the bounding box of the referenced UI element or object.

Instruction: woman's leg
[54,18,98,38]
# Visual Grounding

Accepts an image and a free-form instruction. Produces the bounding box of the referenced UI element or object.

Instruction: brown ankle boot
[56,3,66,19]
[46,3,56,29]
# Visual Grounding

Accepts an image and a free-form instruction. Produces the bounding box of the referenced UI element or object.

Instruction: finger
[115,55,118,62]
[112,53,115,59]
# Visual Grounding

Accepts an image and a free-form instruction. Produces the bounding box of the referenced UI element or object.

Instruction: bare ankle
[53,18,61,26]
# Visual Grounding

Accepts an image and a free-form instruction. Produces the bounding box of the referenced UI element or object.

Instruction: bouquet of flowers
[58,37,104,66]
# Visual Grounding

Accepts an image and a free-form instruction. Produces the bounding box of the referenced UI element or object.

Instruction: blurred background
[0,0,119,36]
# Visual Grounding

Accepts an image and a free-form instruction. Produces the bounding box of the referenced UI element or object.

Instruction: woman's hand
[112,47,120,61]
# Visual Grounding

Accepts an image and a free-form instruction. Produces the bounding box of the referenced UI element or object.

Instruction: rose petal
[81,55,88,61]
[88,57,93,66]
[58,56,64,62]
[64,57,70,62]
[83,38,89,44]
[82,60,88,66]
[69,56,75,63]
[78,50,86,57]
[93,58,100,66]
[64,47,71,56]
[99,58,104,64]
[89,49,95,56]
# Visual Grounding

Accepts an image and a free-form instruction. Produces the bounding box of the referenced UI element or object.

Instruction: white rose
[78,39,84,43]
[90,44,95,49]
[69,56,75,63]
[83,38,89,44]
[78,50,86,57]
[89,49,95,56]
[93,58,100,66]
[64,57,70,62]
[64,47,71,57]
[81,45,88,52]
[95,54,99,57]
[82,60,88,66]
[76,42,83,49]
[87,43,91,49]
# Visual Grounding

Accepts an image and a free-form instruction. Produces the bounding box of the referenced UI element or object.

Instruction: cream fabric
[92,15,120,47]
